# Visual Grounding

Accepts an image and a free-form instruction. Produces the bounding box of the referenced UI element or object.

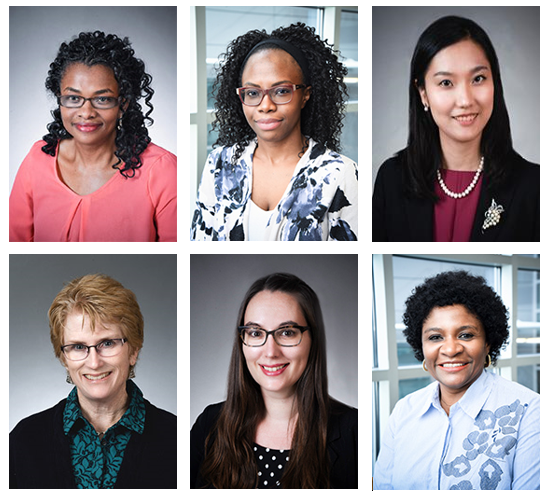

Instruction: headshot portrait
[9,254,177,489]
[372,254,540,490]
[372,7,539,242]
[9,6,177,242]
[190,6,358,241]
[190,254,358,488]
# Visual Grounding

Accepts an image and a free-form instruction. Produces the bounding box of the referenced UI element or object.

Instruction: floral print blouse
[373,370,540,490]
[191,138,357,241]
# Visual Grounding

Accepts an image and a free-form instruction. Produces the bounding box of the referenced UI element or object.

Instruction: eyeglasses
[236,84,307,106]
[58,95,121,109]
[61,338,127,361]
[239,325,309,347]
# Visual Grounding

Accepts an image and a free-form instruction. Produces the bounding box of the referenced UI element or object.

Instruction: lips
[259,363,289,376]
[74,123,102,132]
[83,371,112,381]
[453,113,478,125]
[255,118,283,131]
[438,362,469,372]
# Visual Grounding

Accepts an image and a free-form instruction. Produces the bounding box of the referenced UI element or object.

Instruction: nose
[258,91,277,112]
[456,82,474,109]
[78,99,98,118]
[85,347,103,368]
[441,337,464,357]
[263,333,281,356]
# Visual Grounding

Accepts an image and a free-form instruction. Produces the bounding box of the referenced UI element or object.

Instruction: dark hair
[402,15,514,199]
[211,23,348,164]
[42,31,154,178]
[402,270,509,365]
[200,273,331,488]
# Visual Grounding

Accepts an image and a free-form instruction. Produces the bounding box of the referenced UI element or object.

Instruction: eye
[245,328,263,338]
[279,327,298,337]
[273,86,292,96]
[473,74,487,84]
[438,79,453,88]
[459,333,475,340]
[245,89,260,98]
[99,339,116,349]
[427,335,442,342]
[71,343,87,351]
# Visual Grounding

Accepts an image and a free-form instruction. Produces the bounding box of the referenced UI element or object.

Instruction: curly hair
[42,31,154,178]
[402,270,509,365]
[211,22,349,164]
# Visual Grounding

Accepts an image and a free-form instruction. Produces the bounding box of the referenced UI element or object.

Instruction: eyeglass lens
[241,327,302,346]
[59,95,119,109]
[239,86,296,106]
[62,339,125,360]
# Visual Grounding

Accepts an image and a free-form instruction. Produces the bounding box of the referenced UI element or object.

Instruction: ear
[417,83,429,109]
[129,347,139,367]
[301,86,312,109]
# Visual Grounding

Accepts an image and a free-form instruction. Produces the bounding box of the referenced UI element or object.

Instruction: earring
[424,104,429,112]
[128,365,136,379]
[117,117,122,131]
[66,372,74,384]
[485,354,492,368]
[422,359,428,372]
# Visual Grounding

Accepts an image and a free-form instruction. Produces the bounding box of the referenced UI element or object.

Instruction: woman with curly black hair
[191,23,357,241]
[9,31,176,242]
[374,270,540,490]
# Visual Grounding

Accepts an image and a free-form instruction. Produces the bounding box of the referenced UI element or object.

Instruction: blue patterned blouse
[63,380,146,489]
[373,370,540,490]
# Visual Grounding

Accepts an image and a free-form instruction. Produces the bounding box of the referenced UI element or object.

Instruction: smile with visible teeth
[261,364,288,372]
[440,363,467,367]
[453,114,477,122]
[84,372,111,380]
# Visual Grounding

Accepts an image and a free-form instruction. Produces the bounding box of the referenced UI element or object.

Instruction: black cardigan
[190,400,358,489]
[372,152,540,241]
[10,397,177,489]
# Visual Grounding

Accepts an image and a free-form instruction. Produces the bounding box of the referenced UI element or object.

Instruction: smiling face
[422,304,490,399]
[240,48,311,146]
[418,39,494,156]
[63,311,138,408]
[242,290,311,399]
[59,63,121,148]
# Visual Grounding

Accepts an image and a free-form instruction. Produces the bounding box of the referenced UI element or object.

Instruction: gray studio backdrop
[9,6,177,191]
[372,6,540,189]
[9,254,177,431]
[190,254,358,428]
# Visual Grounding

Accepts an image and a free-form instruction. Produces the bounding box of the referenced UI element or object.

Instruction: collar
[63,380,146,436]
[420,369,494,420]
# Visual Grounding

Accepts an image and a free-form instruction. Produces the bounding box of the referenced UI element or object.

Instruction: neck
[64,137,118,170]
[255,132,306,167]
[440,135,482,171]
[77,386,129,434]
[261,387,297,423]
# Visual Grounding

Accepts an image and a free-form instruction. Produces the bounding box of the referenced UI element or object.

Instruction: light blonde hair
[49,274,144,361]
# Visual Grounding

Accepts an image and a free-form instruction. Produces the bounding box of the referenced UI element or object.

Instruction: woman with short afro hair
[191,23,357,241]
[9,31,176,242]
[374,270,540,490]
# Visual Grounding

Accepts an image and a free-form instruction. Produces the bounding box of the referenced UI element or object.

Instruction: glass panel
[399,377,434,400]
[342,109,358,163]
[372,381,379,470]
[392,256,500,366]
[516,269,540,355]
[517,364,540,393]
[339,10,358,104]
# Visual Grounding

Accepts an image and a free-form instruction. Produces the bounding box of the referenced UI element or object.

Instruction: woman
[191,23,357,241]
[190,273,357,488]
[9,274,176,488]
[373,270,540,490]
[372,16,539,241]
[9,31,177,242]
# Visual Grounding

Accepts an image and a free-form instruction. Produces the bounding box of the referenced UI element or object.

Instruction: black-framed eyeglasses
[61,338,127,361]
[236,84,307,106]
[238,325,309,347]
[58,95,121,110]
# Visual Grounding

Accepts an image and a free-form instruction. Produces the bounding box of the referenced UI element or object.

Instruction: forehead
[60,62,118,90]
[63,311,118,341]
[241,48,303,84]
[426,39,491,75]
[423,304,482,329]
[244,290,306,326]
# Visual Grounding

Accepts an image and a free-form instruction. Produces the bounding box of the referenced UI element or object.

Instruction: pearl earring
[424,104,429,112]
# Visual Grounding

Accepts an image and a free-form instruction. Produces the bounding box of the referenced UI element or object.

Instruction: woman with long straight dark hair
[372,15,539,242]
[190,273,357,488]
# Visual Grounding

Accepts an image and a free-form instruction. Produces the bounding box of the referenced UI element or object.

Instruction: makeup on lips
[438,362,470,373]
[259,363,289,376]
[74,122,103,133]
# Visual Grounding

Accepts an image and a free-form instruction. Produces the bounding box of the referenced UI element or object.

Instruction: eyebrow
[242,80,294,88]
[243,320,302,328]
[423,324,479,335]
[62,86,116,95]
[432,65,490,78]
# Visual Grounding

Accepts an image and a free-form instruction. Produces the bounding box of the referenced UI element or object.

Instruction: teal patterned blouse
[63,380,146,489]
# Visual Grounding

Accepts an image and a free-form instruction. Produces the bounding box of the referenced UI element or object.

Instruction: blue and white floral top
[373,370,540,490]
[63,380,146,489]
[191,138,358,241]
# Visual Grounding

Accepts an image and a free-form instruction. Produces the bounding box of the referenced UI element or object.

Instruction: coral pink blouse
[9,141,177,242]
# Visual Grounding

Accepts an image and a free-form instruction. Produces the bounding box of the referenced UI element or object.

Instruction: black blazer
[190,400,358,489]
[10,398,177,489]
[373,153,540,242]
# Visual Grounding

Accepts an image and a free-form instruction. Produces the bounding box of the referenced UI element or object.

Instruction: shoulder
[10,399,65,440]
[144,399,177,426]
[141,142,177,168]
[18,141,52,169]
[192,401,225,430]
[329,399,358,425]
[489,372,539,404]
[308,140,357,173]
[392,381,436,419]
[375,154,404,181]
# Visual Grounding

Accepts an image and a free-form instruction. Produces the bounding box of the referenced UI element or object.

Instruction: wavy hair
[402,16,514,200]
[200,273,331,488]
[212,23,348,164]
[42,31,154,178]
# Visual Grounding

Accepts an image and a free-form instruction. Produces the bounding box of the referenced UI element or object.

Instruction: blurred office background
[372,254,540,471]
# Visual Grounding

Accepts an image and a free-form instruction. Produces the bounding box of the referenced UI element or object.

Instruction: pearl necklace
[437,157,484,199]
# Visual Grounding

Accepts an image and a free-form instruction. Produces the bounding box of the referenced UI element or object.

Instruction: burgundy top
[433,169,483,242]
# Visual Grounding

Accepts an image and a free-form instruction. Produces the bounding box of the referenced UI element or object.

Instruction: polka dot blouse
[254,443,290,488]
